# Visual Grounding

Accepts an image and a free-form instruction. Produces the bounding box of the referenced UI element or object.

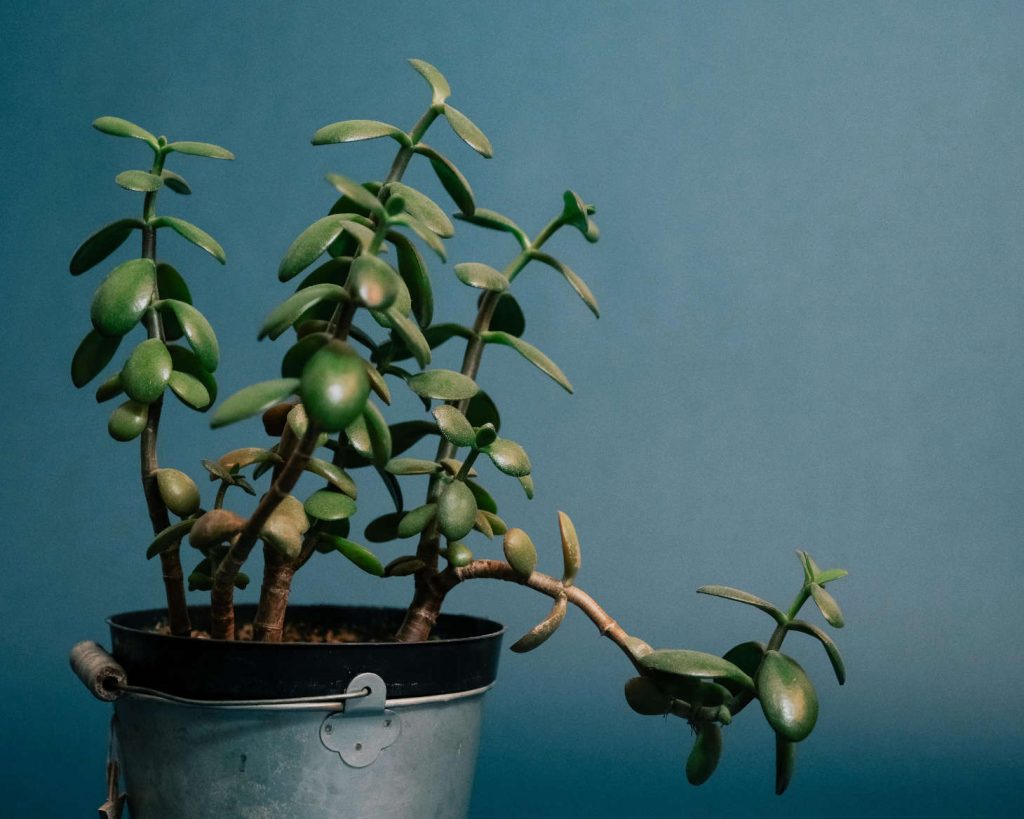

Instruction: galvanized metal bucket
[75,605,504,819]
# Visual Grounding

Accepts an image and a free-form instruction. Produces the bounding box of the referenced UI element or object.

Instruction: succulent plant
[70,59,848,793]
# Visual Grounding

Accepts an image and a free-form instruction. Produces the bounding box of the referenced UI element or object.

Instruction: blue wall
[1,1,1022,815]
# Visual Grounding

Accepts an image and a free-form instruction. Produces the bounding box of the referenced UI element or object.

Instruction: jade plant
[69,59,848,792]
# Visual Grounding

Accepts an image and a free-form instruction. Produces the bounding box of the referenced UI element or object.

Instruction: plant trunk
[253,548,297,642]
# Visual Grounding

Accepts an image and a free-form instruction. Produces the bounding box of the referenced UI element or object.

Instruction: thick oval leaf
[261,516,302,559]
[775,735,796,795]
[155,262,192,341]
[168,345,217,408]
[391,211,447,261]
[810,582,845,628]
[90,258,156,336]
[312,119,410,147]
[433,405,475,447]
[305,489,357,522]
[211,378,299,429]
[503,528,537,577]
[301,341,370,432]
[156,300,218,371]
[407,369,479,401]
[484,437,531,477]
[561,189,599,242]
[70,219,144,276]
[624,676,672,716]
[360,401,393,467]
[122,338,172,403]
[278,215,350,282]
[412,144,475,216]
[455,262,508,292]
[454,208,529,250]
[150,216,226,264]
[529,251,600,318]
[510,595,567,653]
[71,330,121,387]
[168,371,210,410]
[108,400,148,442]
[756,651,819,742]
[697,585,787,626]
[409,58,450,104]
[260,284,348,340]
[116,170,163,192]
[639,649,755,692]
[465,479,497,514]
[94,372,124,403]
[686,724,723,786]
[386,458,441,476]
[443,104,493,158]
[388,231,433,327]
[349,255,401,310]
[557,511,581,586]
[480,330,572,393]
[305,457,358,499]
[474,423,497,448]
[387,182,454,238]
[165,140,235,160]
[161,169,191,195]
[384,555,425,577]
[489,293,525,337]
[389,420,440,456]
[815,568,849,586]
[364,512,403,543]
[325,173,385,217]
[145,518,196,559]
[155,468,200,517]
[384,308,431,368]
[465,390,500,431]
[437,480,477,540]
[281,333,331,379]
[269,495,310,534]
[93,116,157,147]
[786,620,846,685]
[398,503,437,538]
[721,641,767,695]
[323,535,384,577]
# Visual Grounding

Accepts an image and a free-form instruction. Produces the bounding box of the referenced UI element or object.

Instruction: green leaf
[518,474,535,499]
[305,456,358,499]
[391,212,447,261]
[384,555,425,577]
[809,583,845,628]
[211,378,299,429]
[360,401,392,467]
[150,216,226,264]
[155,300,219,371]
[305,489,357,522]
[561,189,599,242]
[407,369,479,401]
[437,480,477,541]
[389,420,440,456]
[161,169,191,195]
[165,140,235,160]
[115,170,163,192]
[94,372,124,403]
[454,262,508,292]
[757,651,819,742]
[474,423,497,448]
[787,620,846,685]
[639,649,755,692]
[122,338,172,403]
[696,585,787,626]
[364,512,403,543]
[323,535,384,577]
[503,527,536,577]
[108,399,148,441]
[483,437,531,476]
[387,231,433,327]
[146,518,196,559]
[465,391,500,431]
[489,293,525,337]
[815,568,849,586]
[92,116,157,149]
[720,641,767,695]
[155,262,191,340]
[349,255,402,311]
[326,173,385,216]
[259,283,349,340]
[409,58,451,105]
[301,341,370,432]
[167,371,209,410]
[70,219,144,276]
[685,724,723,788]
[71,330,121,387]
[529,251,600,317]
[168,345,217,409]
[775,736,796,796]
[312,119,411,147]
[398,503,437,538]
[510,596,567,653]
[442,104,493,158]
[465,479,497,514]
[557,511,580,586]
[454,208,529,250]
[432,405,476,447]
[364,360,391,405]
[277,216,349,282]
[480,330,572,393]
[623,676,673,716]
[261,515,302,559]
[90,258,156,337]
[155,468,200,517]
[386,458,441,476]
[386,182,454,238]
[412,144,475,215]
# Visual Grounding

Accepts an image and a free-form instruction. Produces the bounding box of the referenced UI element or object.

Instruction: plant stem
[396,216,563,642]
[139,150,191,637]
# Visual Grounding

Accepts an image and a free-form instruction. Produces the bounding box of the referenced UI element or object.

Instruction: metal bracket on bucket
[319,672,401,768]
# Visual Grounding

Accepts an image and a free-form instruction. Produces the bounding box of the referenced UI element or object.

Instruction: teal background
[2,1,1022,815]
